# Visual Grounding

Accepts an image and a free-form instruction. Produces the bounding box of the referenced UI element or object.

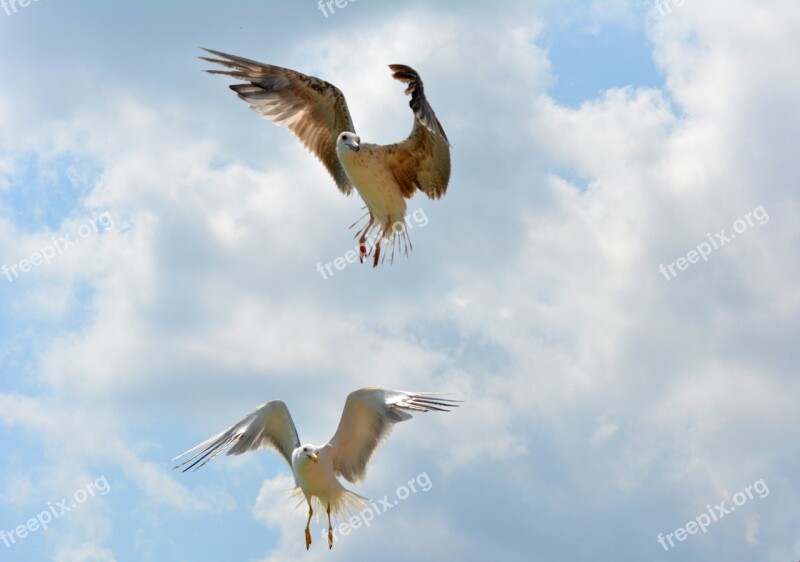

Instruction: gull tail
[353,215,412,267]
[290,487,369,522]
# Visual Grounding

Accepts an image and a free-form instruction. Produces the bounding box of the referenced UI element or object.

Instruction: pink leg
[372,237,382,267]
[356,212,375,263]
[327,502,333,549]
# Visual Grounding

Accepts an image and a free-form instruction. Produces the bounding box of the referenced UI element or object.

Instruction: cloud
[744,515,760,546]
[53,543,117,562]
[0,1,798,561]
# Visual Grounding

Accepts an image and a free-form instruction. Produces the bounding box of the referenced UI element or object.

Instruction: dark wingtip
[200,47,225,57]
[388,64,421,84]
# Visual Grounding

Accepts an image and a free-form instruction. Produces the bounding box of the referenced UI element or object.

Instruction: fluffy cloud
[0,1,798,561]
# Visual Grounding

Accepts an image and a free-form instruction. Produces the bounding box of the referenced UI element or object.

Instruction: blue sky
[1,1,799,561]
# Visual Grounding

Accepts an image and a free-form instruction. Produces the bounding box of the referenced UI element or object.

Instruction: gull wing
[323,388,459,484]
[381,65,451,200]
[173,400,300,472]
[201,48,356,194]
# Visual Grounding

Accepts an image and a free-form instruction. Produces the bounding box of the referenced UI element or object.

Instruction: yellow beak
[309,453,319,464]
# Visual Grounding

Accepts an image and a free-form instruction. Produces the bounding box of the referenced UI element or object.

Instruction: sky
[1,0,799,560]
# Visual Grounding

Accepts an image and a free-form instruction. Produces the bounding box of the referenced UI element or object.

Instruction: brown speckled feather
[381,65,451,200]
[200,48,356,195]
[201,51,452,266]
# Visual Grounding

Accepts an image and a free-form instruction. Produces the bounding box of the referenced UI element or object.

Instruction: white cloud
[1,1,799,560]
[745,514,760,546]
[53,543,117,562]
[590,415,620,444]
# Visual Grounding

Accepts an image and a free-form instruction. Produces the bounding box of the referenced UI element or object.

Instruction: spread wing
[382,65,451,200]
[200,48,356,195]
[323,388,459,484]
[173,400,300,472]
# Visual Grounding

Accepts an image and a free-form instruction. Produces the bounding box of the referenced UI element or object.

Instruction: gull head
[293,445,319,466]
[337,132,360,153]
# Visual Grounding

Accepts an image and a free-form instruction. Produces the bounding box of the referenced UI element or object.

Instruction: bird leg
[305,502,313,550]
[327,502,333,549]
[372,236,382,267]
[352,211,375,263]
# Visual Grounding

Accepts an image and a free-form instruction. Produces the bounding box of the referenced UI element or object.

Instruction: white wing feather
[173,400,300,472]
[323,388,458,484]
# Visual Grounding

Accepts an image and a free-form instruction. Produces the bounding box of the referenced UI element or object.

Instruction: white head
[292,444,319,467]
[337,132,360,153]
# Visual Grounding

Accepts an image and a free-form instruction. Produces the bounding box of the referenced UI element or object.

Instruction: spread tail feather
[289,486,369,522]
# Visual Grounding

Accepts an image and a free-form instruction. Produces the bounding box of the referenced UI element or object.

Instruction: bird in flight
[200,49,451,266]
[173,387,459,550]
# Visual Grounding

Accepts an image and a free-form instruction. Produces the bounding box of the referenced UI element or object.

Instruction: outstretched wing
[323,388,459,484]
[200,48,356,195]
[382,65,451,200]
[173,400,300,472]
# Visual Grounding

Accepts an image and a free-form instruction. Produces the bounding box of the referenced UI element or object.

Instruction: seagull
[200,48,452,266]
[173,387,459,550]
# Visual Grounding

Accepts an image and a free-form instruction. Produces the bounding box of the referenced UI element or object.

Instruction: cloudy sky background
[1,0,799,560]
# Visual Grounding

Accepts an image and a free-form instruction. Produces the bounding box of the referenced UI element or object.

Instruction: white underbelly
[296,463,337,500]
[340,150,408,229]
